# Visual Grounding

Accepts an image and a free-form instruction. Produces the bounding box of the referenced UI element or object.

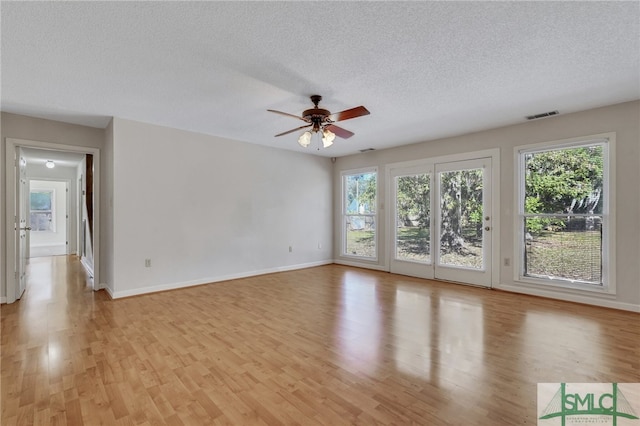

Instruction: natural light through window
[30,189,55,232]
[343,169,377,259]
[517,138,611,289]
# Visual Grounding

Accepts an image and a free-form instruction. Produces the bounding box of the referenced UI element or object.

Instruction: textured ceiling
[2,2,638,157]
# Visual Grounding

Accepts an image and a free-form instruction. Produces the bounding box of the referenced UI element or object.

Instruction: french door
[390,157,493,287]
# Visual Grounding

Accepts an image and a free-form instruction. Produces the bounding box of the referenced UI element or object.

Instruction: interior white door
[389,165,434,279]
[434,158,492,287]
[16,147,29,299]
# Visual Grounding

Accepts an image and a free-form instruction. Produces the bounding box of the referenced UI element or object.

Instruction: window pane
[345,173,376,214]
[30,212,53,231]
[345,216,376,257]
[524,215,602,284]
[395,174,430,262]
[439,169,484,269]
[30,191,52,211]
[524,145,603,214]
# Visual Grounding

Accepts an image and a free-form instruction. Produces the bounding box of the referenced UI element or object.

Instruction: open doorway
[4,138,100,304]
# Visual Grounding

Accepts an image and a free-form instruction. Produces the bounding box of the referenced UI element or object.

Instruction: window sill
[515,276,616,297]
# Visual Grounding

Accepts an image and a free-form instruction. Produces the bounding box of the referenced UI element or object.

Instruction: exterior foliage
[524,145,603,234]
[439,169,483,252]
[395,170,484,253]
[396,174,430,228]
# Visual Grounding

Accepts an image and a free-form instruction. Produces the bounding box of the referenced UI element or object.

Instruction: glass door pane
[434,157,492,288]
[395,174,430,263]
[438,168,484,269]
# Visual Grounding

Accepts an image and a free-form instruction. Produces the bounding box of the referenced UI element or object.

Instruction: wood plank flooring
[1,256,639,425]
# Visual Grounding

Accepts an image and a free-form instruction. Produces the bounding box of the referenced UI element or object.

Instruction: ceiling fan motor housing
[302,108,331,120]
[303,95,331,131]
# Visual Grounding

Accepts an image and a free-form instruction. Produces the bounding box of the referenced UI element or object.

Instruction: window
[343,169,377,259]
[517,137,611,289]
[30,189,55,232]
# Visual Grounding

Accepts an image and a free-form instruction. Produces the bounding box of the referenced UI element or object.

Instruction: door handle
[20,227,32,231]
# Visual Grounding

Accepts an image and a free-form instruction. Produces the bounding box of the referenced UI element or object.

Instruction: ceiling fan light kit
[269,95,370,149]
[298,131,312,147]
[322,128,335,148]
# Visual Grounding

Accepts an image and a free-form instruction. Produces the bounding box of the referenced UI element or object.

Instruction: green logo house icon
[539,383,639,425]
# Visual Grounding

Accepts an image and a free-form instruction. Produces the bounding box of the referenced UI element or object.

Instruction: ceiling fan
[268,95,370,148]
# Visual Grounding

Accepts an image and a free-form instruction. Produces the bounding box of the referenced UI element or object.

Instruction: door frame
[385,148,500,287]
[4,138,100,303]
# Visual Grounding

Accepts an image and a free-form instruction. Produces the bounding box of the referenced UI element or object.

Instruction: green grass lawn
[526,230,601,283]
[395,226,430,262]
[346,227,600,283]
[345,229,376,257]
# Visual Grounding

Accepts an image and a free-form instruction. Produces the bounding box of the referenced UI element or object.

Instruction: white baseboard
[495,282,640,312]
[109,260,333,299]
[103,285,114,299]
[333,259,388,271]
[0,296,6,304]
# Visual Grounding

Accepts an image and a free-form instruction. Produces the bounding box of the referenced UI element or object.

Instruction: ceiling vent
[359,148,375,153]
[526,110,559,120]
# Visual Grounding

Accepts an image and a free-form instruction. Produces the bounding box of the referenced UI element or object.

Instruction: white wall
[109,118,333,297]
[333,101,640,311]
[28,180,68,251]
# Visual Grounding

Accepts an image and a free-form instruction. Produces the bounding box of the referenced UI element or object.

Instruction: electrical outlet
[504,257,510,267]
[289,246,293,253]
[145,259,151,267]
[318,242,322,249]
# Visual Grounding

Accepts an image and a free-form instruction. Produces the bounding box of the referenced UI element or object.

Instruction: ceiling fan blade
[325,124,354,139]
[267,109,307,122]
[275,124,312,137]
[328,106,370,122]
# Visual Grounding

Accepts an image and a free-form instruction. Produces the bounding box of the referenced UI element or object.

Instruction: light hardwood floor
[1,256,638,425]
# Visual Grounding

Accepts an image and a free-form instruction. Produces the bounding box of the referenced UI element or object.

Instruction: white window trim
[513,132,616,295]
[341,167,379,261]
